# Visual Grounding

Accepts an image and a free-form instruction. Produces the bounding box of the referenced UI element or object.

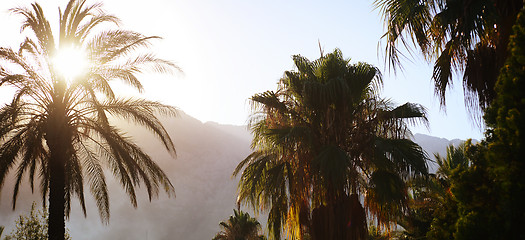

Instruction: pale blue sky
[0,0,484,140]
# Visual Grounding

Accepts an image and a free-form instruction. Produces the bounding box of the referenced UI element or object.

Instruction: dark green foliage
[426,194,457,240]
[447,141,501,240]
[459,6,525,239]
[420,9,525,239]
[365,2,525,239]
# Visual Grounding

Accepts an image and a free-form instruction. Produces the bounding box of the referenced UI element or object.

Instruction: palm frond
[99,98,177,155]
[312,145,350,192]
[374,137,429,176]
[365,169,408,229]
[77,140,109,223]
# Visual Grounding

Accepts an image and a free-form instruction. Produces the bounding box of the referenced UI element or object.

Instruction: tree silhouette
[375,0,523,114]
[0,1,178,239]
[213,209,266,240]
[234,49,428,240]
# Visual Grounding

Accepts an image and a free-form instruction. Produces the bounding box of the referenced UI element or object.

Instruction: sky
[0,0,484,140]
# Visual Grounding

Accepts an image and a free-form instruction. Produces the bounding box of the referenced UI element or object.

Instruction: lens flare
[52,46,88,82]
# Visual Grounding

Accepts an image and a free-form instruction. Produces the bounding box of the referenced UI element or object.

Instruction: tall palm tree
[375,0,523,114]
[0,1,178,239]
[234,49,429,240]
[213,209,266,240]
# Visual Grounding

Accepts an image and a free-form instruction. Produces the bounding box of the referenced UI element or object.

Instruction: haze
[0,0,483,140]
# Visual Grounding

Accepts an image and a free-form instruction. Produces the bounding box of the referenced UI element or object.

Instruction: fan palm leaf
[375,0,523,114]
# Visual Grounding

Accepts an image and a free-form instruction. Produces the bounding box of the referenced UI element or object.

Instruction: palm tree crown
[0,0,178,239]
[234,49,429,240]
[375,0,523,114]
[213,209,265,240]
[435,143,469,180]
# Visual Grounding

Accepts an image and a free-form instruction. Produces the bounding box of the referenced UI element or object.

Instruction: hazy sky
[0,0,483,140]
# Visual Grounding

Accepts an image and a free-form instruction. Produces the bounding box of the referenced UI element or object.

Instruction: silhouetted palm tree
[213,209,266,240]
[375,0,523,114]
[234,49,428,240]
[435,143,469,179]
[0,1,177,239]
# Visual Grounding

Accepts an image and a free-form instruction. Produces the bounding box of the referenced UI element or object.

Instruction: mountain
[0,112,252,240]
[0,112,472,239]
[413,133,478,173]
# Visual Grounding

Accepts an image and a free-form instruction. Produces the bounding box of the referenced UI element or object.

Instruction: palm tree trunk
[46,103,68,240]
[48,148,66,240]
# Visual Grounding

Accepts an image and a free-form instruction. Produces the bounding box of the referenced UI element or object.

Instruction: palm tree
[374,0,523,114]
[435,143,469,180]
[234,49,429,240]
[213,209,266,240]
[0,1,177,239]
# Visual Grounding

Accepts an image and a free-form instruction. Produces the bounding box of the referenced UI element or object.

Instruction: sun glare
[52,46,88,82]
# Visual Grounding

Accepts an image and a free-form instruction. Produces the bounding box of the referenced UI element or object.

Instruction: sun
[52,46,89,82]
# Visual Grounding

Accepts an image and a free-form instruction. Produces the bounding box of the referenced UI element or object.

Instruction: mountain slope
[413,133,477,172]
[0,113,472,239]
